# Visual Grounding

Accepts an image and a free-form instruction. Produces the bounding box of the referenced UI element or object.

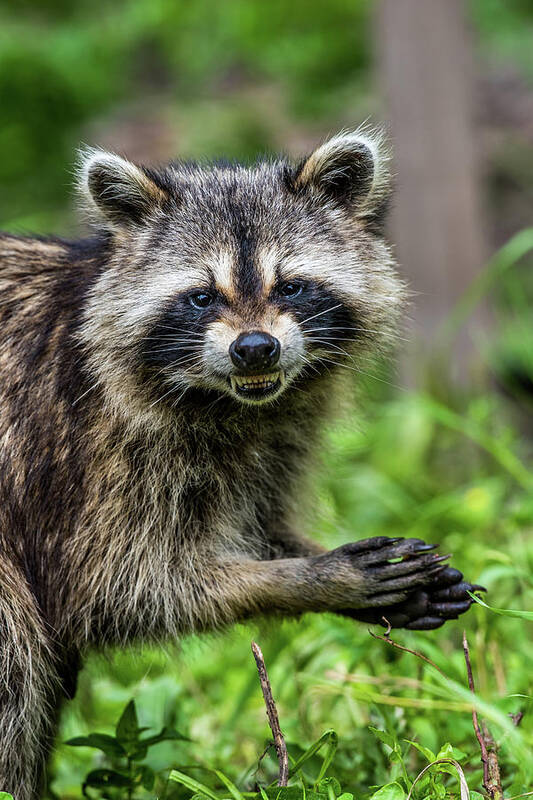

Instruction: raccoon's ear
[291,130,390,220]
[77,148,169,229]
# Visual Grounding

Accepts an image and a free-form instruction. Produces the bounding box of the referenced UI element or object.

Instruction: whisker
[299,303,344,326]
[303,325,409,343]
[307,342,406,378]
[316,356,405,390]
[170,385,193,409]
[143,345,202,355]
[305,335,360,342]
[140,336,205,342]
[150,363,175,381]
[150,325,204,334]
[307,340,404,372]
[304,324,371,331]
[306,340,351,357]
[147,353,203,371]
[299,353,321,376]
[203,392,227,414]
[149,383,187,409]
[72,381,99,407]
[172,354,203,368]
[303,325,360,332]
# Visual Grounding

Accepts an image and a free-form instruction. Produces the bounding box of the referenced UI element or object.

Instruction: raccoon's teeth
[231,371,281,392]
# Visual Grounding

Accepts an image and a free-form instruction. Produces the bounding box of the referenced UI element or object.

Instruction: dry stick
[251,641,289,787]
[482,722,504,799]
[369,628,447,678]
[462,631,503,800]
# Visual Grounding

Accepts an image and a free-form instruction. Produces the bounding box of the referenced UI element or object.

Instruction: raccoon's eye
[278,281,304,299]
[188,291,214,309]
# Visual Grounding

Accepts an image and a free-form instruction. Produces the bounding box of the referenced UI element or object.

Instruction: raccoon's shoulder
[0,232,70,275]
[0,231,109,292]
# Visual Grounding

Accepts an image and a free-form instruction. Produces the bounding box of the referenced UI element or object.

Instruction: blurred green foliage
[0,0,374,231]
[2,0,532,233]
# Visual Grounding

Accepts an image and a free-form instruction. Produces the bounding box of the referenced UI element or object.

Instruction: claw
[423,557,450,574]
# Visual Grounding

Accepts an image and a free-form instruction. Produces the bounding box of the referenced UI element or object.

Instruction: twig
[368,629,446,678]
[482,721,503,799]
[462,632,489,774]
[250,743,275,787]
[251,641,289,786]
[463,631,503,800]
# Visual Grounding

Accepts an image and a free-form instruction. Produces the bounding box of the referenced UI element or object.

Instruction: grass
[48,340,533,798]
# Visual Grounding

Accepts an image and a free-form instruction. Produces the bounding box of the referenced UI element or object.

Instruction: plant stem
[463,631,504,800]
[251,641,289,786]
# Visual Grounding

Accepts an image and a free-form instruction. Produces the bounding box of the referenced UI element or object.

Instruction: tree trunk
[376,0,487,380]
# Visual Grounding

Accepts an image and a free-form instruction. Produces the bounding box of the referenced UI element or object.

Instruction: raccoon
[0,130,483,798]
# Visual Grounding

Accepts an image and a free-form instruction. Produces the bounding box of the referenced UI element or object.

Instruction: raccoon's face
[79,131,404,412]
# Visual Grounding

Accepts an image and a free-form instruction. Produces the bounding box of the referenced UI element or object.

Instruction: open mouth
[230,371,284,400]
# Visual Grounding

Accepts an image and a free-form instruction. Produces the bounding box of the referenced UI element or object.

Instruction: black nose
[229,331,281,371]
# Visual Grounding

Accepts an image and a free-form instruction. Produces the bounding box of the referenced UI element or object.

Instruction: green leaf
[316,777,341,798]
[369,728,403,762]
[369,782,405,800]
[0,793,14,800]
[141,725,190,747]
[287,730,338,781]
[138,764,155,790]
[65,733,126,758]
[115,700,140,754]
[260,790,326,800]
[404,739,436,763]
[405,759,470,800]
[129,743,148,762]
[369,728,398,752]
[469,593,533,621]
[83,769,133,788]
[436,743,467,762]
[169,770,221,800]
[211,769,245,800]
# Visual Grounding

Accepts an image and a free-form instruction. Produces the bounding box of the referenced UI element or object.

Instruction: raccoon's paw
[341,566,486,630]
[314,536,452,610]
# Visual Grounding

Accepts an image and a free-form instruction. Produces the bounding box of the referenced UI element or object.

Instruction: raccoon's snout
[229,331,280,373]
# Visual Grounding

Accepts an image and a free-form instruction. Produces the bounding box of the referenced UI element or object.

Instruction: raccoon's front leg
[260,533,483,630]
[210,537,456,624]
[265,527,327,559]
